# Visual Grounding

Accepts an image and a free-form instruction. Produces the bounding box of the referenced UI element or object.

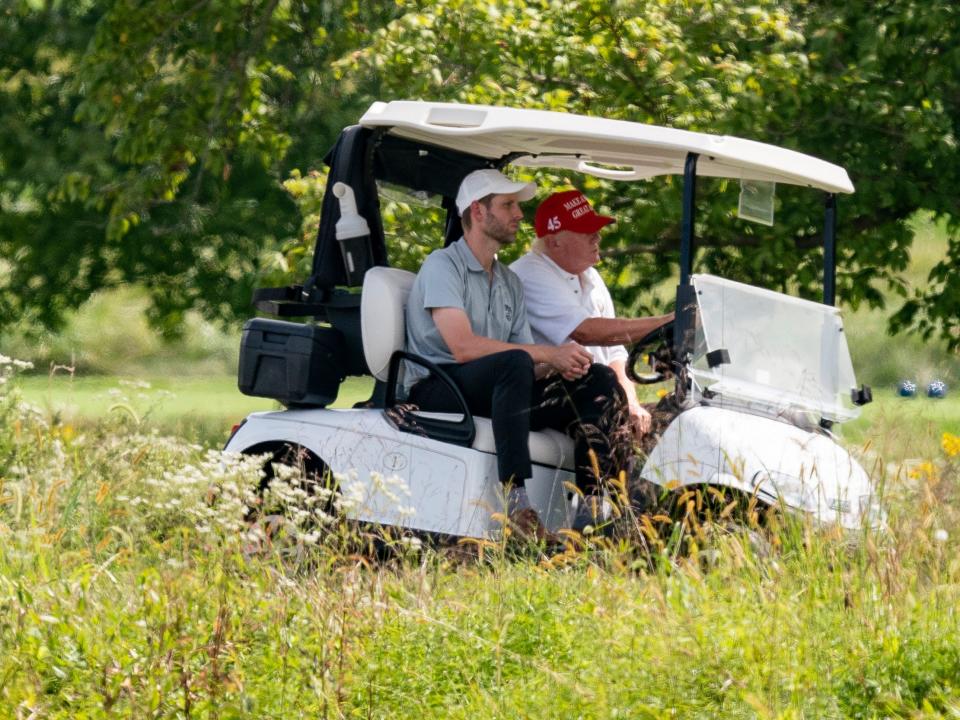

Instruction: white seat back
[361,266,416,381]
[361,265,576,471]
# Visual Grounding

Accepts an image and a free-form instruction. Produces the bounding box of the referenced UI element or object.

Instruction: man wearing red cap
[405,171,633,538]
[511,189,673,436]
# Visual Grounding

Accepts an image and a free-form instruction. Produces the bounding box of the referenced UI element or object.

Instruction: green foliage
[340,0,821,313]
[3,0,960,345]
[803,0,960,347]
[0,1,402,332]
[3,361,960,715]
[339,0,960,335]
[0,2,111,328]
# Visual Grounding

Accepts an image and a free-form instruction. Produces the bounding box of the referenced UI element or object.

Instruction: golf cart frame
[229,101,879,536]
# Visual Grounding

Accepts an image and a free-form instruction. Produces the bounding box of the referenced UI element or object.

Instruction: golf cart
[226,100,880,537]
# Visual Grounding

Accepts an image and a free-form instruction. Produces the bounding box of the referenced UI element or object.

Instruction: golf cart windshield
[689,274,860,423]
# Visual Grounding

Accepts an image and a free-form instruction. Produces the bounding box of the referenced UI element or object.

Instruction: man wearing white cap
[404,169,631,539]
[512,189,673,436]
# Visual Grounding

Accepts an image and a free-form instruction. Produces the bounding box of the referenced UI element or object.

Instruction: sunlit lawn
[845,391,960,461]
[17,373,375,445]
[16,371,960,461]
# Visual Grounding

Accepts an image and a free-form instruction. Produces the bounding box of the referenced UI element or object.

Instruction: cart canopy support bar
[680,152,699,286]
[674,152,699,364]
[823,193,837,306]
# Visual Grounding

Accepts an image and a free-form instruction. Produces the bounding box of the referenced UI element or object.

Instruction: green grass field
[3,362,960,717]
[17,374,376,446]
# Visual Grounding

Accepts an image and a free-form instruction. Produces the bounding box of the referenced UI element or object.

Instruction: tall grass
[2,357,960,717]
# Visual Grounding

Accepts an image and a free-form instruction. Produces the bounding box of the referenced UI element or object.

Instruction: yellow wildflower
[942,432,960,458]
[908,461,937,481]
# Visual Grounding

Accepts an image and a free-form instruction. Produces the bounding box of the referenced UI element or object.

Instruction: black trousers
[408,350,630,495]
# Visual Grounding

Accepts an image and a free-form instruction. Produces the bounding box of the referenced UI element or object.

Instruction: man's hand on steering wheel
[626,318,676,385]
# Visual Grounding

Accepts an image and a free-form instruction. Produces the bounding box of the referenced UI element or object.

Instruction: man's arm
[609,358,652,435]
[569,313,674,347]
[432,307,592,380]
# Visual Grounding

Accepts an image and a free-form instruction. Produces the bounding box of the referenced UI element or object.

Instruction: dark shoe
[571,494,612,533]
[627,473,662,516]
[508,507,560,545]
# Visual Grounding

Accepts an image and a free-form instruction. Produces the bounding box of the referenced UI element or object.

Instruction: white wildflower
[243,526,266,544]
[271,462,300,482]
[335,481,367,514]
[399,536,422,551]
[934,529,949,543]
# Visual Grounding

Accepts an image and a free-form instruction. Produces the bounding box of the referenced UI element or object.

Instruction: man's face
[478,193,525,246]
[548,229,602,274]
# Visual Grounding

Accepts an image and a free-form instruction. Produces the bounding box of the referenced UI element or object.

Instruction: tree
[0,1,110,329]
[339,0,960,345]
[811,0,960,347]
[4,0,960,349]
[0,0,400,334]
[338,0,820,311]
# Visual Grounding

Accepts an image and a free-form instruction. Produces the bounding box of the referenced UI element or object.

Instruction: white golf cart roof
[360,101,854,195]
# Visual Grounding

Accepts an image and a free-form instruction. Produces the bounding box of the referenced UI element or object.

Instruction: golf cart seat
[361,266,575,471]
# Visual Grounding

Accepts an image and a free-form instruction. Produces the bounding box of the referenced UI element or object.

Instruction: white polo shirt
[510,250,628,366]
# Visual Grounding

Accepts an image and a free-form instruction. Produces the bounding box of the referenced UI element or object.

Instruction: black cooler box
[238,318,347,407]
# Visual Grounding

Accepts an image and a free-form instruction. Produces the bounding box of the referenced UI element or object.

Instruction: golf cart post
[227,100,880,537]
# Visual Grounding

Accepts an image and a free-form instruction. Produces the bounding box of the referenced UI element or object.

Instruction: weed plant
[2,355,960,717]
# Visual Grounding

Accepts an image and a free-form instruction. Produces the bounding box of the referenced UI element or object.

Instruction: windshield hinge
[706,348,730,368]
[851,385,873,406]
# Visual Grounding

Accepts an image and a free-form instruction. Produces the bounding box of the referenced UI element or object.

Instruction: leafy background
[2,0,959,343]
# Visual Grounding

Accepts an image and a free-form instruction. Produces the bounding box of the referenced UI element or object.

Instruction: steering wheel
[626,320,675,385]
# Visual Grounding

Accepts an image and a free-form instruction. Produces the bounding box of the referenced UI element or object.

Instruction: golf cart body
[226,100,878,536]
[642,273,874,528]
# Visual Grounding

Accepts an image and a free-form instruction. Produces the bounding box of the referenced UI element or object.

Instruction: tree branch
[601,234,763,258]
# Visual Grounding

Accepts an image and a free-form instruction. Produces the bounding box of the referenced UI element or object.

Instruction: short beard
[482,214,517,246]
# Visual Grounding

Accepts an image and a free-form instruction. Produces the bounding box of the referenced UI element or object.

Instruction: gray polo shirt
[405,238,534,382]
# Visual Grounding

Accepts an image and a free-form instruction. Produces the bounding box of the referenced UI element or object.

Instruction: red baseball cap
[534,189,615,238]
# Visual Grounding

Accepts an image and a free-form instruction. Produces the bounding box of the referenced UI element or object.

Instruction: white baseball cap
[455,169,537,216]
